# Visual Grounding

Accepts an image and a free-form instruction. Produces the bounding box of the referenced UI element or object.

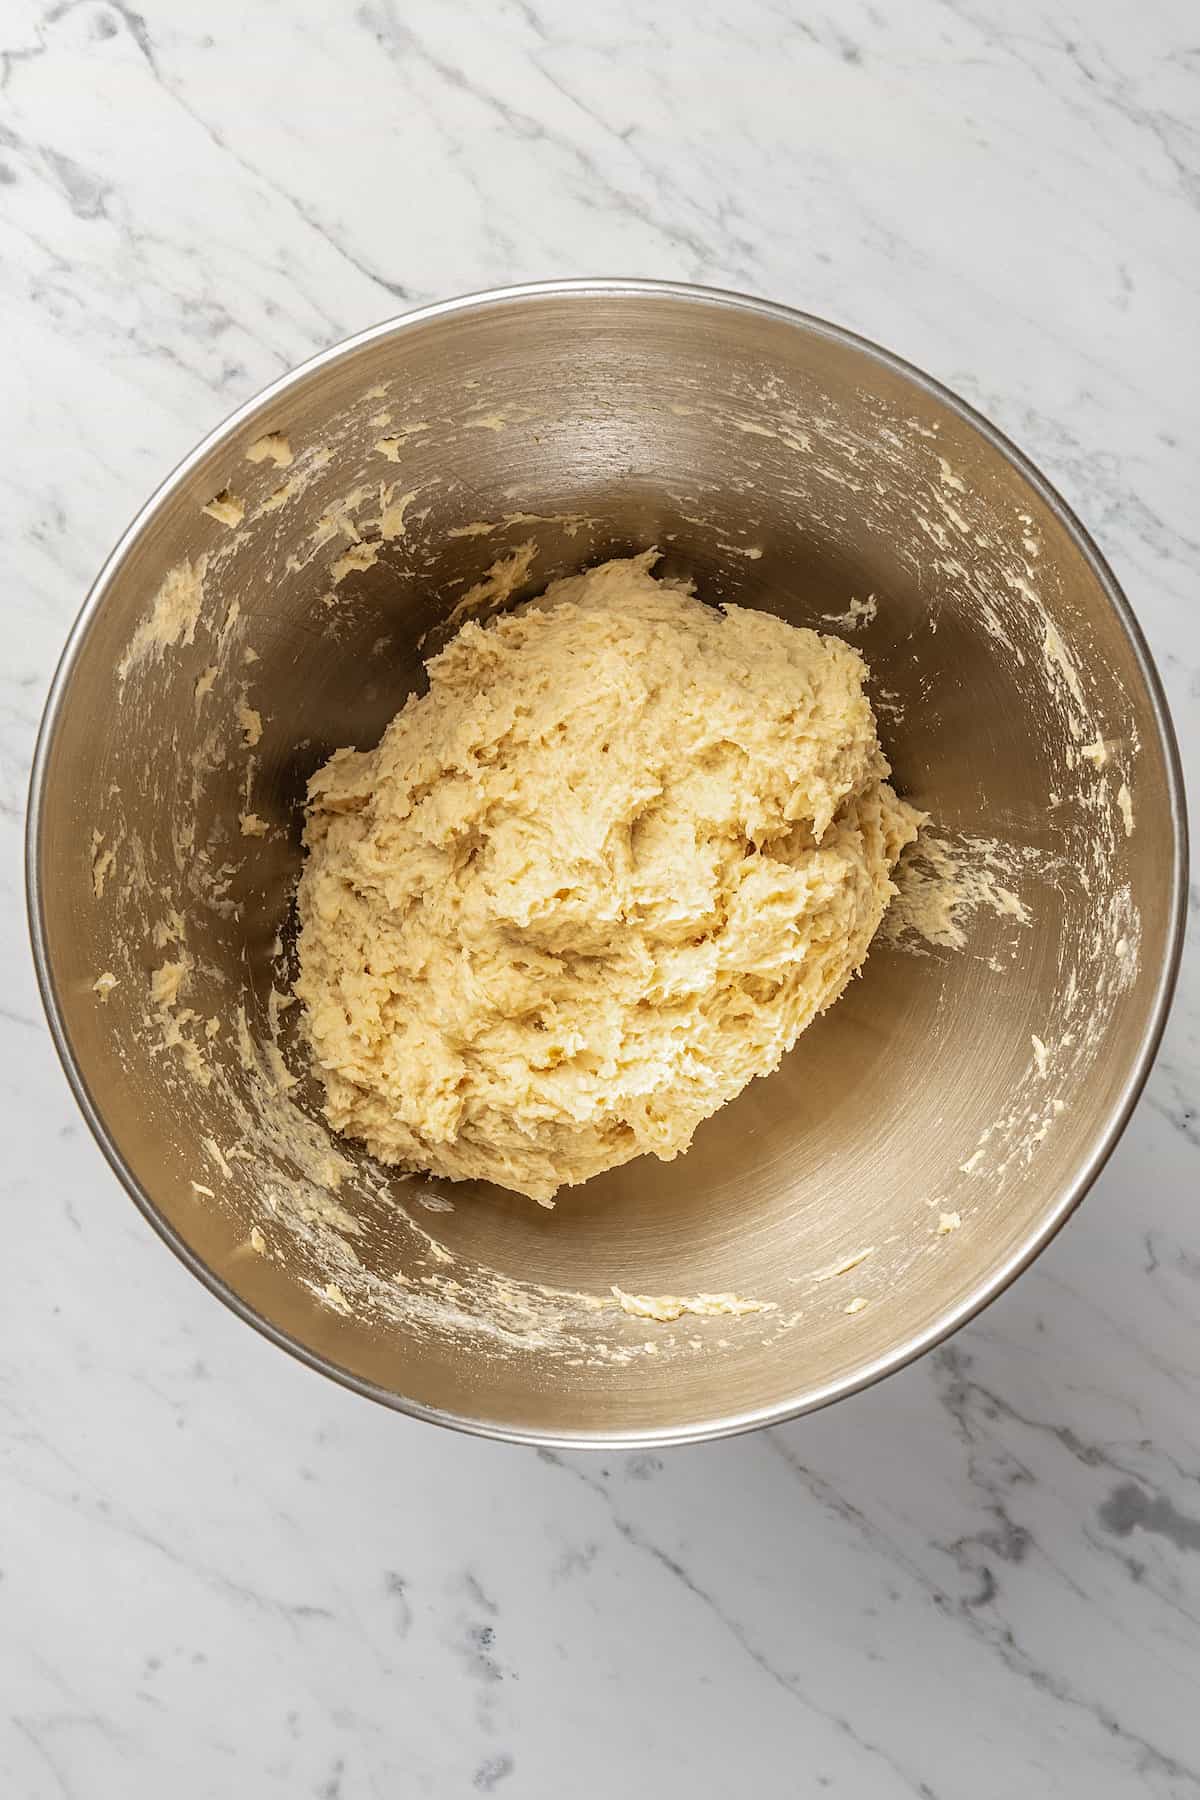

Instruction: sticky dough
[295,553,920,1202]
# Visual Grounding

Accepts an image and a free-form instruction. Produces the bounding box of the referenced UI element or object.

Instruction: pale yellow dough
[295,553,920,1202]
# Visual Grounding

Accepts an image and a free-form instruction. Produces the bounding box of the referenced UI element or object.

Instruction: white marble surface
[2,1,1198,1793]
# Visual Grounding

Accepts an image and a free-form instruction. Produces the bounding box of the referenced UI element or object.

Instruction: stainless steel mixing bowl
[28,281,1185,1446]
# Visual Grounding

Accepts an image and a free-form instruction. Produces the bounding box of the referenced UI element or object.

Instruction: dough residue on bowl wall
[85,368,1143,1368]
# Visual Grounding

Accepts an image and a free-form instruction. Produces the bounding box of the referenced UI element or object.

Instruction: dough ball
[295,553,920,1202]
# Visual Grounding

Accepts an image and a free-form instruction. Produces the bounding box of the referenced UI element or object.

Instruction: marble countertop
[3,1,1198,1794]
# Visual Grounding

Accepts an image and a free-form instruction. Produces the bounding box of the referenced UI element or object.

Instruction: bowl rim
[26,277,1189,1450]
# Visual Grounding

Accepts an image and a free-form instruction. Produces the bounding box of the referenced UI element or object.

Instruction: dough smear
[295,553,920,1202]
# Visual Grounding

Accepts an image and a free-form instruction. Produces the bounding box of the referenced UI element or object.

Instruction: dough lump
[295,553,920,1203]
